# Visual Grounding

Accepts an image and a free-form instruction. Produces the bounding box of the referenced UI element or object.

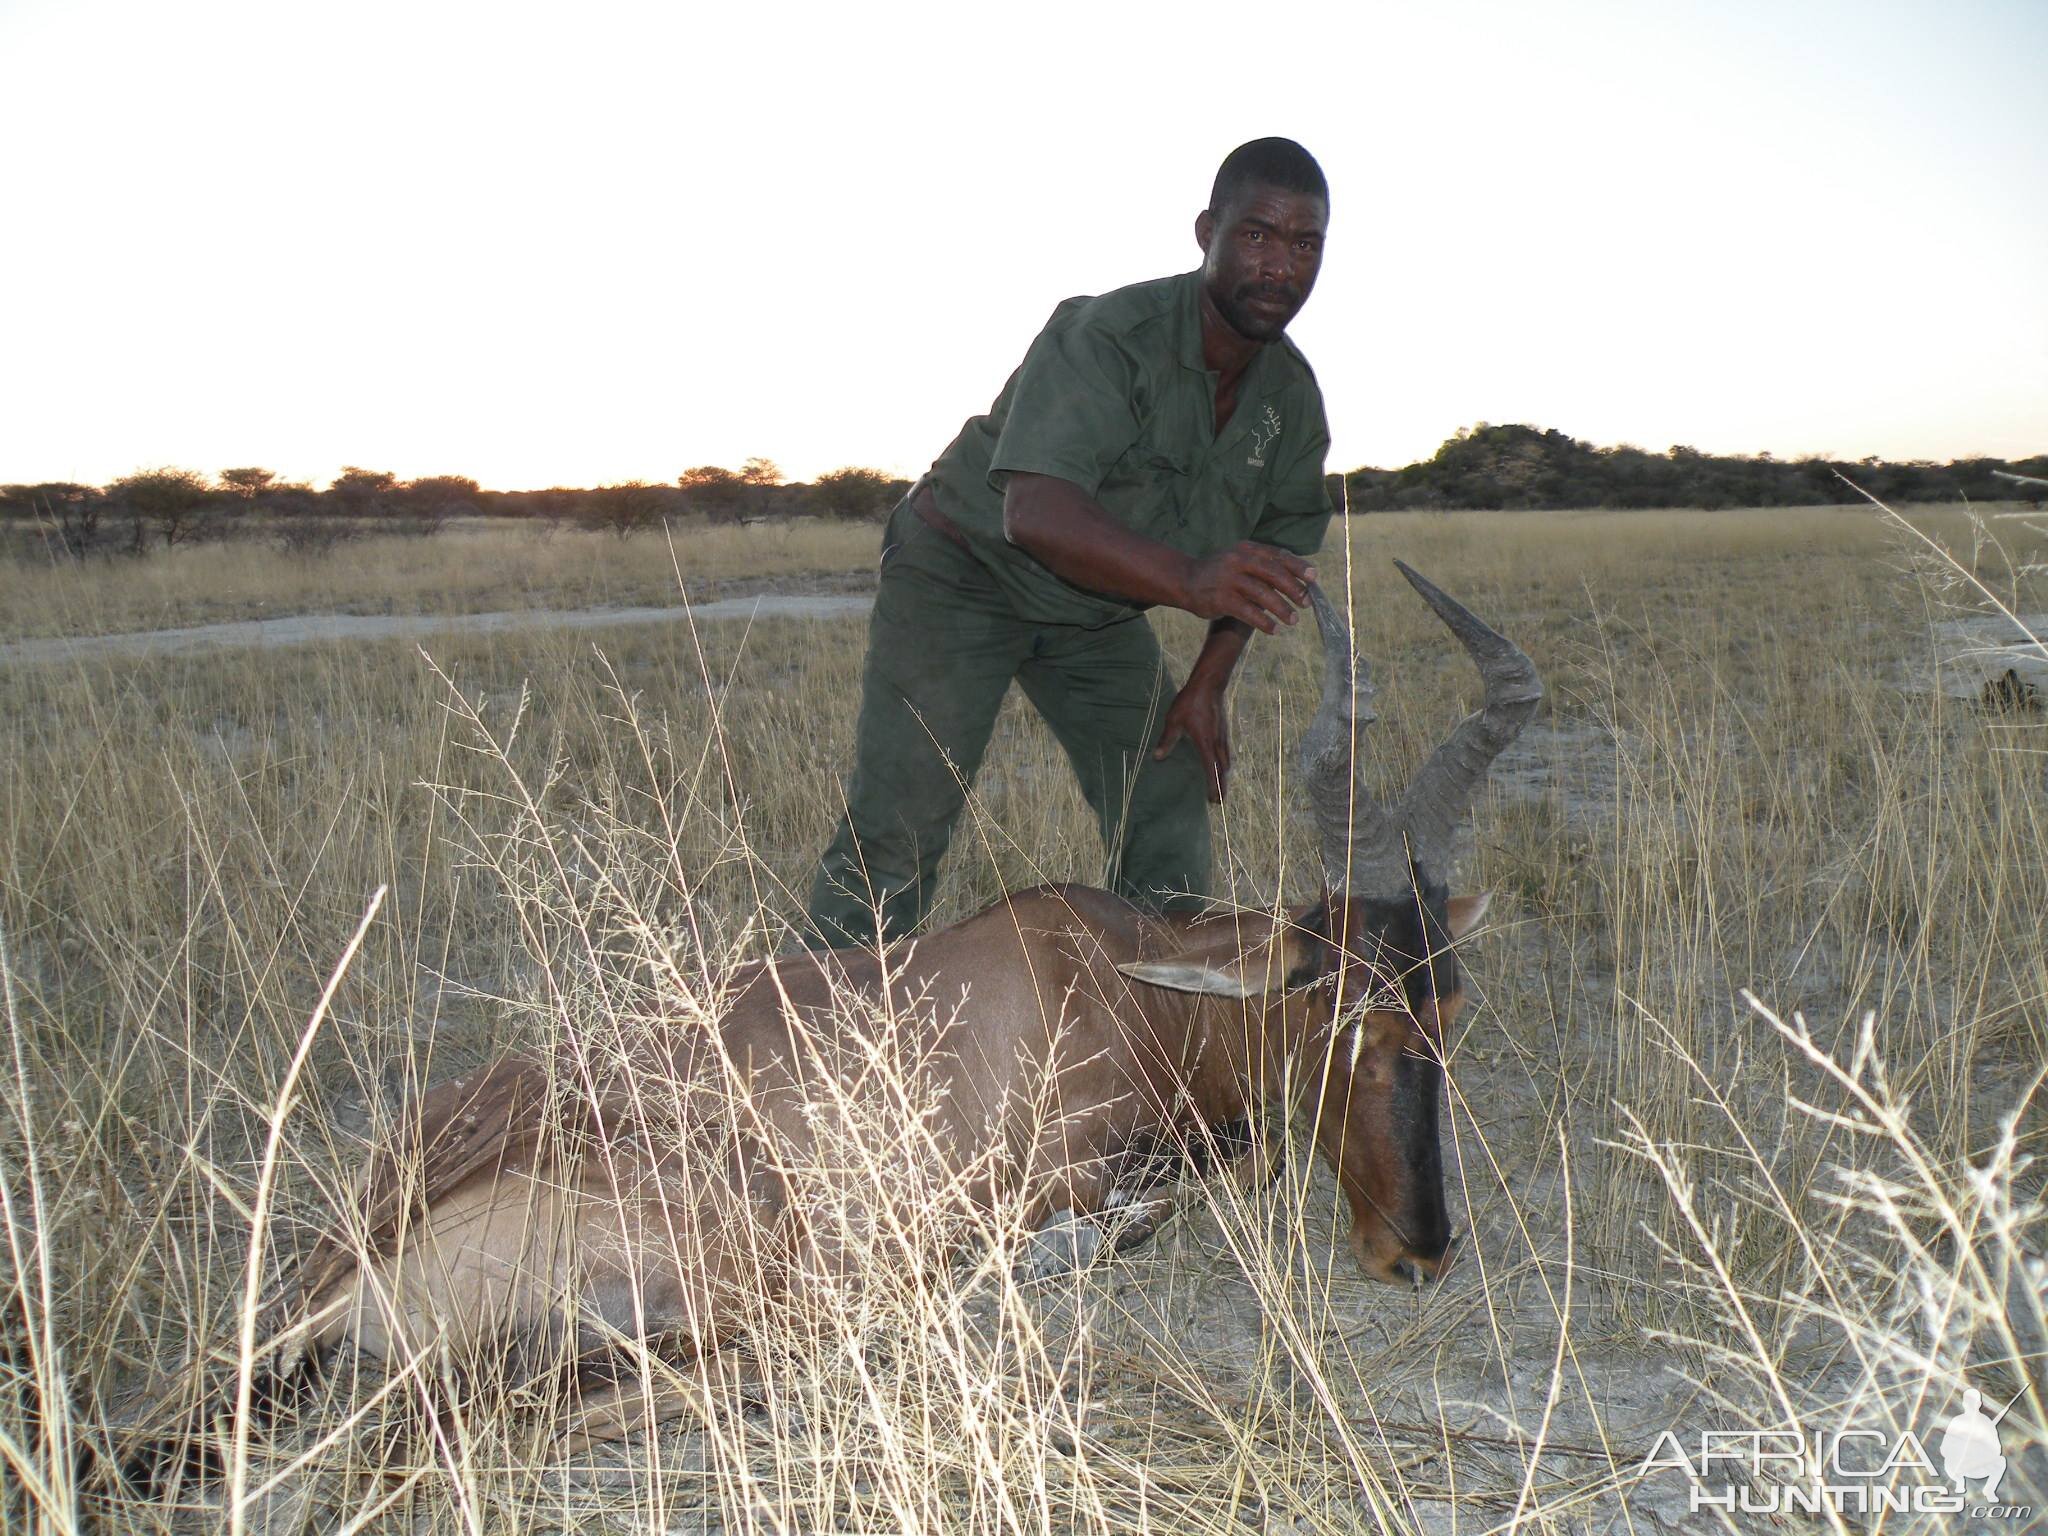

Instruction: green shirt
[924,268,1334,627]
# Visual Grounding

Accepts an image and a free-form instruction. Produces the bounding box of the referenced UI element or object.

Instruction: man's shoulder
[1037,271,1190,344]
[1273,333,1324,395]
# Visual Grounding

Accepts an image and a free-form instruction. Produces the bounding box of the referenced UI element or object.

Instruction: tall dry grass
[1,503,2043,1532]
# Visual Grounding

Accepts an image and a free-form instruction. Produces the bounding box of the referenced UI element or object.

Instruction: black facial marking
[1283,898,1337,991]
[1335,866,1460,1014]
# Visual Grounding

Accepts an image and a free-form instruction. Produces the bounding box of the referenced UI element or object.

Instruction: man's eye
[1245,230,1263,243]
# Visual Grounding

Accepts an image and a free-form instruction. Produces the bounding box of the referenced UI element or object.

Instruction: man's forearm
[1188,618,1252,689]
[1001,471,1316,633]
[1001,472,1193,608]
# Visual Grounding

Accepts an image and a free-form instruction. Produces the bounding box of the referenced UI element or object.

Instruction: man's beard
[1219,283,1300,342]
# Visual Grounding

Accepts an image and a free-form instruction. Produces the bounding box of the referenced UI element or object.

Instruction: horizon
[10,420,2045,500]
[2,0,2043,491]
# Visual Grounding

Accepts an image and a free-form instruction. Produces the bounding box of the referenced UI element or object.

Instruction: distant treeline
[1337,424,2048,512]
[0,458,912,558]
[5,426,2043,559]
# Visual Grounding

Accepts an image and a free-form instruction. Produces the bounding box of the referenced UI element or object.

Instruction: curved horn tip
[1390,559,1467,615]
[1390,559,1544,700]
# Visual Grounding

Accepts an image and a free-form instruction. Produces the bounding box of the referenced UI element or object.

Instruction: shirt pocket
[1105,443,1193,537]
[1211,454,1274,534]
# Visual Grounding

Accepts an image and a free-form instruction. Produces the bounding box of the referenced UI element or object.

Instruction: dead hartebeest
[154,560,1541,1452]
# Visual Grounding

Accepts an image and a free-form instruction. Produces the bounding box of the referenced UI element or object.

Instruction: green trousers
[805,496,1211,949]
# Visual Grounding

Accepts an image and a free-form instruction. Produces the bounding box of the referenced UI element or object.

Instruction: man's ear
[1194,207,1215,255]
[1445,892,1491,941]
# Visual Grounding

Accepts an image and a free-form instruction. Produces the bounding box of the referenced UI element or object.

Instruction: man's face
[1197,182,1328,343]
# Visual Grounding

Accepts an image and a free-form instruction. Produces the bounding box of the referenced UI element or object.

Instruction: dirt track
[0,593,876,666]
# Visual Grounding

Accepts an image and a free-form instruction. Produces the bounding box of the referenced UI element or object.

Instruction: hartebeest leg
[1072,1117,1282,1263]
[558,1377,707,1452]
[1019,1208,1106,1280]
[1220,1115,1288,1195]
[557,1353,748,1452]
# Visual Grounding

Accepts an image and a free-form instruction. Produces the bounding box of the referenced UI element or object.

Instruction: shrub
[107,467,218,552]
[810,467,905,521]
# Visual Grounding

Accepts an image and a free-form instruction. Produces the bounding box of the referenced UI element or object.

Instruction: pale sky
[2,0,2042,491]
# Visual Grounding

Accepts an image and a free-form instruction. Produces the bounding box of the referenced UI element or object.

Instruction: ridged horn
[1298,582,1407,897]
[1390,560,1544,880]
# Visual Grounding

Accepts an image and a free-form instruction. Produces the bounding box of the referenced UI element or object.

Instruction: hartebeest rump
[263,561,1541,1446]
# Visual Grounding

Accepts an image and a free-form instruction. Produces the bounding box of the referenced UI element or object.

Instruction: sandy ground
[1925,612,2048,695]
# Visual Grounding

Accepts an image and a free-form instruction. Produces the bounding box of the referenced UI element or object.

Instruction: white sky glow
[2,0,2042,491]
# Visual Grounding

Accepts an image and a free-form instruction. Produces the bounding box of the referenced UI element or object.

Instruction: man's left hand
[1154,674,1231,803]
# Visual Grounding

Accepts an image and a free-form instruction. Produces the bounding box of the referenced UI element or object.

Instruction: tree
[739,457,783,488]
[219,467,276,500]
[678,465,745,523]
[328,467,399,516]
[401,475,481,514]
[1342,467,1396,512]
[396,475,480,535]
[108,467,216,551]
[524,488,585,529]
[809,467,903,521]
[259,480,320,517]
[583,479,669,539]
[2,482,106,555]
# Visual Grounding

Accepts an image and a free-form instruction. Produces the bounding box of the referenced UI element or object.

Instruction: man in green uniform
[805,137,1334,949]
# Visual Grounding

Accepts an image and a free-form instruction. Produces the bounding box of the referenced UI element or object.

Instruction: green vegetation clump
[1341,422,2048,511]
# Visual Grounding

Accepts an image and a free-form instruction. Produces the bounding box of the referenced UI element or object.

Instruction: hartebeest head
[1120,562,1541,1284]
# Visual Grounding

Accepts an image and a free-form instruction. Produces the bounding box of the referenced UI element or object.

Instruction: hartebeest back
[169,561,1540,1450]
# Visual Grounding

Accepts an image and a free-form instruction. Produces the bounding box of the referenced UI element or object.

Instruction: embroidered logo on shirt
[1248,404,1282,468]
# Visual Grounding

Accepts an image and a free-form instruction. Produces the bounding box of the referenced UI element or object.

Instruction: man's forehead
[1217,183,1328,232]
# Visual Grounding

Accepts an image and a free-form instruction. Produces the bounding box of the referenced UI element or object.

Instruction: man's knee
[1108,742,1212,911]
[806,808,953,950]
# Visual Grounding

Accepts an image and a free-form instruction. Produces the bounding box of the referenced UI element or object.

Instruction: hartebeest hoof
[1018,1208,1105,1281]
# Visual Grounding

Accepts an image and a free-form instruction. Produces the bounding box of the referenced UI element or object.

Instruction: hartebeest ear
[1116,921,1307,999]
[1117,955,1277,998]
[1445,892,1491,941]
[1122,958,1277,1003]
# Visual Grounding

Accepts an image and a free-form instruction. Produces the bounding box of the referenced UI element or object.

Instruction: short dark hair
[1209,138,1328,215]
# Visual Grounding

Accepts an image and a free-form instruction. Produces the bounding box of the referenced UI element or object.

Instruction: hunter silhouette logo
[1248,404,1282,467]
[1940,1388,2009,1500]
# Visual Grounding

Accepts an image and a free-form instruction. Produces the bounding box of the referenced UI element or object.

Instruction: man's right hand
[1179,542,1317,633]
